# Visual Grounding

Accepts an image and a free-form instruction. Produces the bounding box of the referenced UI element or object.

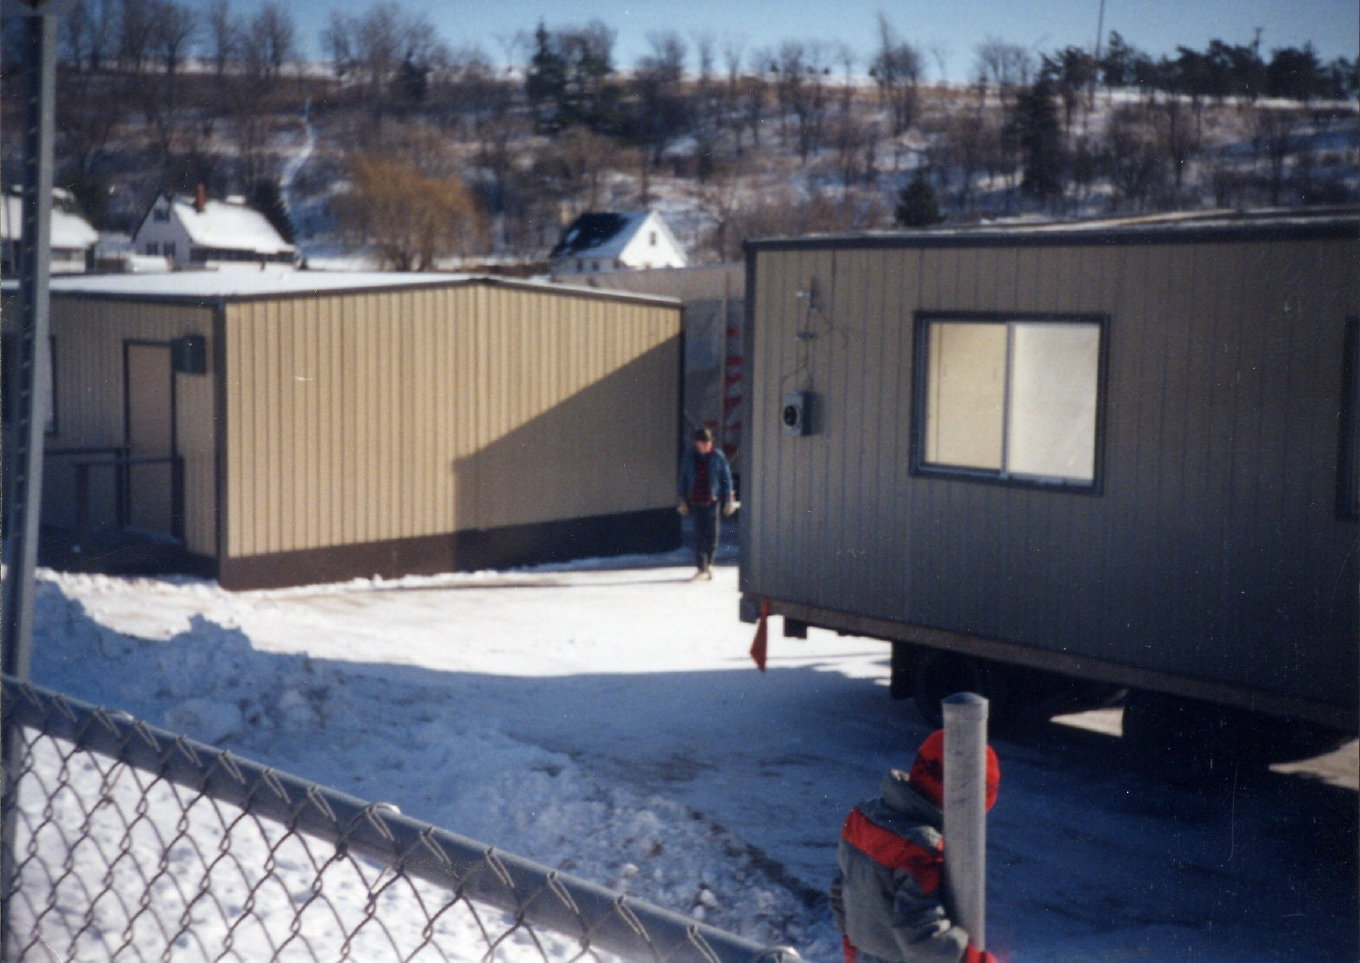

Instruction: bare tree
[323,2,449,128]
[192,0,300,190]
[772,40,833,163]
[203,0,238,79]
[59,0,114,72]
[631,31,689,164]
[870,14,924,135]
[690,30,723,180]
[974,36,1033,106]
[1103,104,1165,210]
[335,151,488,270]
[149,0,196,76]
[1252,107,1299,206]
[537,125,615,214]
[114,0,155,72]
[123,0,198,182]
[832,110,877,185]
[924,104,987,214]
[1153,95,1198,199]
[721,35,746,117]
[55,0,123,222]
[246,0,295,84]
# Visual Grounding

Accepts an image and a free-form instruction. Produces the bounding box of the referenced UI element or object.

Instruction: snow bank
[24,572,833,956]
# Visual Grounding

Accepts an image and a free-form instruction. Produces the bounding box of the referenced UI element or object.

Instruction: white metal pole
[942,692,989,949]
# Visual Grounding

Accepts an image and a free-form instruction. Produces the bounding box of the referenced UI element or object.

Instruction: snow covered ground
[19,536,1359,961]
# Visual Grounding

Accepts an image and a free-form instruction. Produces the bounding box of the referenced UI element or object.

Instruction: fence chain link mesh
[1,678,803,963]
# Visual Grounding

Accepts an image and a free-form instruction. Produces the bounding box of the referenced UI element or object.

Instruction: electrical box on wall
[782,390,814,436]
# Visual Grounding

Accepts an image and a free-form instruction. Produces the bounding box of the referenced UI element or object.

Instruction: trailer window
[915,314,1104,490]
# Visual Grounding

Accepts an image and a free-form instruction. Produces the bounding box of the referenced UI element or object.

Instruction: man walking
[677,427,735,580]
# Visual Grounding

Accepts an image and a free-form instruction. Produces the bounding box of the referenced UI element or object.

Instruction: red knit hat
[908,730,1001,811]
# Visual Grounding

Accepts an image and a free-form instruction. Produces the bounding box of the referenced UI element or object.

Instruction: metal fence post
[942,692,989,950]
[2,8,60,956]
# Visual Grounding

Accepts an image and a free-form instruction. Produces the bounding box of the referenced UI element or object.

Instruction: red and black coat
[829,770,974,963]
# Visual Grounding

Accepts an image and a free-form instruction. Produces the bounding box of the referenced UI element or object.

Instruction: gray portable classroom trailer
[740,212,1358,732]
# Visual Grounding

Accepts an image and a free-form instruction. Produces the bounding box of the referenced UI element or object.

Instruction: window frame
[910,310,1109,495]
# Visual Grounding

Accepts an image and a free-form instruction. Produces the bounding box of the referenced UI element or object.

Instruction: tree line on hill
[1,0,1356,268]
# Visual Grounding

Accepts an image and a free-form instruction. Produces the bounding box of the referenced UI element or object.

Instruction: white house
[133,187,295,269]
[1,190,99,276]
[549,211,687,277]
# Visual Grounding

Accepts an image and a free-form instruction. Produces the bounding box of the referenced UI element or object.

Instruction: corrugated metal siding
[40,297,218,556]
[746,235,1358,709]
[223,283,679,559]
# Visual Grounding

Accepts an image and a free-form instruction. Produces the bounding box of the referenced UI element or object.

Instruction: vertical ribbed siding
[223,284,679,559]
[746,235,1358,707]
[39,297,218,557]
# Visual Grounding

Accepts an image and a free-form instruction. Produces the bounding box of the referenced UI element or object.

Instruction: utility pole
[1090,0,1107,111]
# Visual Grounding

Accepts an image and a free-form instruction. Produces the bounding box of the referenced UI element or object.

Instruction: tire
[1121,691,1258,785]
[911,651,1006,728]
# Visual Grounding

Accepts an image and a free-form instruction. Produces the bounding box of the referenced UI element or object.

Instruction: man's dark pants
[690,502,719,571]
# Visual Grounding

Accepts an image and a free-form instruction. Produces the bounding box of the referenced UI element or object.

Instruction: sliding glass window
[915,313,1105,490]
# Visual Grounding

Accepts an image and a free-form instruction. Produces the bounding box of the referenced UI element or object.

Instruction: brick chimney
[194,183,206,213]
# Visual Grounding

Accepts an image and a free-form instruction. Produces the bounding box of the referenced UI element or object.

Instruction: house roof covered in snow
[549,212,653,260]
[152,194,295,256]
[1,194,100,251]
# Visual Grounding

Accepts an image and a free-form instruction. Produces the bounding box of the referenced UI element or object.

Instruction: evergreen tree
[895,172,944,227]
[524,19,617,134]
[1012,79,1064,203]
[248,178,295,245]
[525,20,567,132]
[1266,44,1327,101]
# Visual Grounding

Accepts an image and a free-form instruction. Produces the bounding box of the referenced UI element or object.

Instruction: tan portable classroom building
[741,211,1358,735]
[558,264,746,469]
[10,271,682,589]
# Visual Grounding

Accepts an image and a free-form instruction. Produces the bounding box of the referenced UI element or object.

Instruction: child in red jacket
[830,731,1001,963]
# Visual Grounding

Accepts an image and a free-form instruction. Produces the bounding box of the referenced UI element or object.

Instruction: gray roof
[746,207,1360,251]
[549,212,652,260]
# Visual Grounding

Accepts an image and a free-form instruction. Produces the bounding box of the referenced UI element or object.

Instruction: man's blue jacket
[678,448,734,504]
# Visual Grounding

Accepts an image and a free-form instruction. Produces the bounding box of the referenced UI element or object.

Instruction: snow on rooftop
[170,195,295,255]
[1,195,100,251]
[36,269,472,300]
[0,269,681,306]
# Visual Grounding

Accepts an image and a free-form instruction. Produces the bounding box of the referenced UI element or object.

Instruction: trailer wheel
[1121,691,1252,785]
[911,651,1006,728]
[1123,691,1352,784]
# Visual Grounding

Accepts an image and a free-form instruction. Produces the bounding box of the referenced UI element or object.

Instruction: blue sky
[248,0,1358,81]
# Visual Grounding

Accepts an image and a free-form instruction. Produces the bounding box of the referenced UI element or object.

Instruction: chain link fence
[1,678,804,963]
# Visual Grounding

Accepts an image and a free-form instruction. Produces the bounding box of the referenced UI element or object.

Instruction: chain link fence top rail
[1,677,805,963]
